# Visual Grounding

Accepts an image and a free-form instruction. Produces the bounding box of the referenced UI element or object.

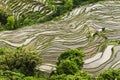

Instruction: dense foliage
[50,70,92,80]
[0,70,46,80]
[57,49,84,69]
[0,47,46,79]
[0,47,120,79]
[56,59,79,75]
[50,49,92,80]
[97,69,120,80]
[0,47,41,76]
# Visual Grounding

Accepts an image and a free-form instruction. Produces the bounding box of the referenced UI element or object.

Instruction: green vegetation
[0,70,24,80]
[50,70,92,80]
[0,5,11,30]
[56,59,79,75]
[57,49,84,69]
[50,49,92,80]
[0,70,46,80]
[5,16,15,30]
[97,69,120,80]
[50,49,120,80]
[0,0,102,31]
[0,47,47,79]
[0,48,120,79]
[0,47,41,76]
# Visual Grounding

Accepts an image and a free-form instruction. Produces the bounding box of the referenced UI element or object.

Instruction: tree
[50,70,92,80]
[0,70,24,80]
[57,49,84,69]
[0,70,46,80]
[49,74,66,80]
[0,47,41,76]
[50,49,87,79]
[97,69,120,80]
[56,60,79,75]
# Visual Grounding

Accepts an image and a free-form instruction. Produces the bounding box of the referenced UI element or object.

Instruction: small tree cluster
[50,49,92,80]
[97,69,120,80]
[57,49,84,70]
[50,70,92,80]
[0,70,46,80]
[0,47,41,76]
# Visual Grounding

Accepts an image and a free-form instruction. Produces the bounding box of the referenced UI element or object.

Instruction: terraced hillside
[1,0,62,18]
[0,0,120,76]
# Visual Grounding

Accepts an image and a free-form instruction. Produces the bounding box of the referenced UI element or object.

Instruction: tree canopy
[97,69,120,80]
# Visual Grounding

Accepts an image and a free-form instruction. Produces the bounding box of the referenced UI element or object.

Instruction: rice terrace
[0,0,120,80]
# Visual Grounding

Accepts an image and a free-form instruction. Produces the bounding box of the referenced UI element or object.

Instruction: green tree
[0,47,41,76]
[57,49,84,69]
[50,70,92,80]
[97,69,120,80]
[24,76,46,80]
[0,70,24,80]
[0,70,46,80]
[49,74,66,80]
[56,59,79,75]
[50,49,87,79]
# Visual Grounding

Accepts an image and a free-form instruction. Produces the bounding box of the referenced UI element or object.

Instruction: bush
[0,70,46,80]
[74,70,92,80]
[56,60,79,75]
[49,74,66,80]
[63,0,73,10]
[50,49,86,79]
[5,16,15,30]
[97,69,120,80]
[0,70,24,80]
[0,47,41,76]
[0,48,6,55]
[23,18,32,26]
[24,76,46,80]
[57,49,84,69]
[50,70,92,80]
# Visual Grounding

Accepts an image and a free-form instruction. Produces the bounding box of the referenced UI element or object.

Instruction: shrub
[74,70,92,80]
[0,70,46,80]
[0,47,41,76]
[49,74,66,80]
[5,16,15,30]
[50,70,92,80]
[56,59,79,75]
[63,0,73,10]
[0,48,6,55]
[23,18,32,26]
[0,70,24,80]
[24,76,46,80]
[97,69,120,80]
[57,49,84,69]
[50,49,85,78]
